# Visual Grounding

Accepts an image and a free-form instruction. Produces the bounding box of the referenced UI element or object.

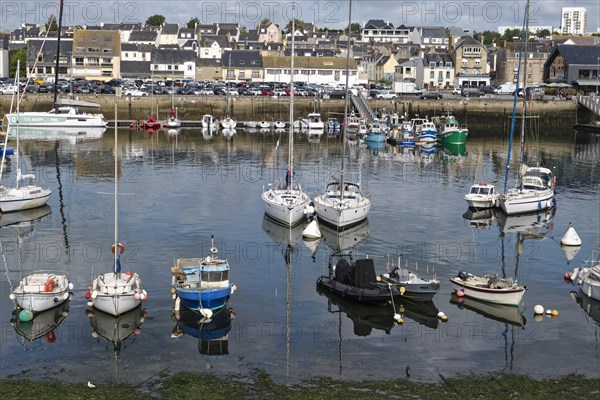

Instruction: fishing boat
[316,253,403,304]
[202,114,216,131]
[412,117,437,143]
[0,63,52,213]
[498,0,556,216]
[171,235,234,313]
[262,23,311,227]
[378,255,440,301]
[9,271,72,315]
[364,120,387,143]
[89,106,145,316]
[450,271,526,306]
[433,112,468,144]
[345,113,361,136]
[569,248,600,301]
[464,183,499,209]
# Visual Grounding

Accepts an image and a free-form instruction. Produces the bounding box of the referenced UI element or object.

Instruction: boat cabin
[522,167,554,190]
[468,183,495,196]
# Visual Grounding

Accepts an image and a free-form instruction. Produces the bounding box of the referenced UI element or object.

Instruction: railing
[350,90,376,124]
[577,94,600,118]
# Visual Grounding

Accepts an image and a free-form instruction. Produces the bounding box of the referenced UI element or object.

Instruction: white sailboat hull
[11,272,71,313]
[0,186,52,213]
[90,272,144,316]
[5,112,106,128]
[313,192,371,228]
[262,189,311,226]
[499,189,554,215]
[165,119,181,128]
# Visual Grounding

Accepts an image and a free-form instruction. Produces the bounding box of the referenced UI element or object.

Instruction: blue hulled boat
[171,236,234,313]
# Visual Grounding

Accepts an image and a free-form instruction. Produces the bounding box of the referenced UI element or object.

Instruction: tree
[260,18,271,26]
[537,29,551,38]
[146,15,165,27]
[186,17,199,29]
[45,16,58,32]
[9,48,27,78]
[479,30,502,44]
[350,23,361,34]
[285,18,304,34]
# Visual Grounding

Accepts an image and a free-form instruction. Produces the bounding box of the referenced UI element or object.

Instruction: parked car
[479,85,496,94]
[452,88,461,95]
[237,87,251,95]
[37,84,49,93]
[100,85,115,94]
[273,89,288,96]
[0,84,17,94]
[261,87,274,96]
[376,91,397,100]
[329,90,346,99]
[249,88,263,96]
[123,88,148,97]
[198,88,215,95]
[461,87,483,97]
[420,92,442,100]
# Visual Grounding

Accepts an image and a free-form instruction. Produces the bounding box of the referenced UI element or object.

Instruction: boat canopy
[55,99,102,109]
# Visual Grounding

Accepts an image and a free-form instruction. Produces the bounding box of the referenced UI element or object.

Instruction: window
[239,60,245,65]
[445,62,452,68]
[75,47,84,52]
[168,65,172,70]
[125,52,129,57]
[405,67,411,73]
[102,70,111,76]
[88,58,99,65]
[154,64,159,70]
[37,54,43,62]
[103,58,111,64]
[103,48,111,53]
[187,65,192,71]
[88,47,99,53]
[446,71,450,79]
[251,60,257,65]
[75,57,84,66]
[430,62,435,69]
[204,49,209,55]
[91,37,97,41]
[227,70,235,78]
[174,65,179,70]
[239,71,245,78]
[105,37,111,42]
[430,71,434,79]
[301,69,310,74]
[252,71,260,78]
[266,69,275,74]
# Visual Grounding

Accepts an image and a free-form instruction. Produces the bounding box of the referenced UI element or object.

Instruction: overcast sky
[1,1,598,33]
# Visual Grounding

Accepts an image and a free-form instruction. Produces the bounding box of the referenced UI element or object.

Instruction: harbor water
[0,124,599,384]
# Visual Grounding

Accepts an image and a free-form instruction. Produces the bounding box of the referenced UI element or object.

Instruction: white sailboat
[499,0,555,216]
[221,52,237,130]
[0,62,52,213]
[201,114,216,131]
[89,105,145,316]
[313,1,371,229]
[262,10,311,227]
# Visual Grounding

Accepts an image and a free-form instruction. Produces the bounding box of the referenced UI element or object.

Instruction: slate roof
[102,23,142,31]
[553,44,600,65]
[162,23,179,35]
[151,49,196,64]
[363,20,393,30]
[178,28,194,39]
[424,52,453,64]
[26,39,73,64]
[199,35,229,48]
[222,50,263,68]
[454,35,484,50]
[129,30,158,41]
[420,27,447,38]
[504,42,553,54]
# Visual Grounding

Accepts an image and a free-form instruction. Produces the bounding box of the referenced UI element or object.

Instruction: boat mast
[15,61,21,190]
[518,0,531,190]
[502,0,529,194]
[114,104,119,275]
[52,0,64,110]
[339,0,353,199]
[287,3,296,190]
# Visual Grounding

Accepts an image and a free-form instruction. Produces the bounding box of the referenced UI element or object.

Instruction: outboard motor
[458,271,469,280]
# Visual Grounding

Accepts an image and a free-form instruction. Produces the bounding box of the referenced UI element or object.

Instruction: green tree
[186,17,199,29]
[350,23,361,34]
[537,29,551,38]
[260,18,271,26]
[285,19,304,34]
[9,48,27,78]
[240,26,248,35]
[479,30,502,44]
[45,16,58,32]
[146,15,165,27]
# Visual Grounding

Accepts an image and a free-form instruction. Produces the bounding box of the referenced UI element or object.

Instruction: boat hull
[313,194,371,229]
[90,272,144,316]
[450,277,526,306]
[176,287,231,311]
[0,187,51,213]
[364,133,387,143]
[316,276,399,304]
[499,189,555,215]
[11,272,71,313]
[5,112,106,128]
[438,129,468,144]
[262,189,310,226]
[379,276,440,301]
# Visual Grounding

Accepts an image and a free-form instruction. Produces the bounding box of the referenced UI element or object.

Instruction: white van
[494,83,517,95]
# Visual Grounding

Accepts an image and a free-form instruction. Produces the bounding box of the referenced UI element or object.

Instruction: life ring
[44,331,56,343]
[112,243,125,254]
[44,279,56,292]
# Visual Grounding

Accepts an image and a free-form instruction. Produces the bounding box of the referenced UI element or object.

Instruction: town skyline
[2,1,599,34]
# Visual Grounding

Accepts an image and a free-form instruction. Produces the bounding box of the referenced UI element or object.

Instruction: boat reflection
[450,293,526,328]
[262,215,306,246]
[11,300,69,345]
[87,305,146,353]
[320,218,370,252]
[172,304,234,356]
[317,287,440,336]
[7,126,105,142]
[463,207,495,229]
[440,142,467,157]
[571,290,600,325]
[0,205,51,228]
[497,208,555,238]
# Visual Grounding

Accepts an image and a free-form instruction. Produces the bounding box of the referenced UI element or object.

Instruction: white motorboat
[4,99,106,128]
[9,272,72,314]
[293,119,308,131]
[307,112,324,130]
[274,121,286,129]
[89,106,145,316]
[464,183,499,209]
[202,114,216,131]
[221,117,237,129]
[244,121,258,129]
[259,121,271,129]
[450,271,526,306]
[262,18,311,227]
[570,249,600,301]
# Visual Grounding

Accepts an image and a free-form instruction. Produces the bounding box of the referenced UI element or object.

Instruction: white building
[561,7,587,35]
[0,35,8,78]
[263,56,359,86]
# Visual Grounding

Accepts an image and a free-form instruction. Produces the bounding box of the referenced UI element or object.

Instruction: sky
[1,0,599,33]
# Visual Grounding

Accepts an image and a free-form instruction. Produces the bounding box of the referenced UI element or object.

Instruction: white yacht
[3,99,106,128]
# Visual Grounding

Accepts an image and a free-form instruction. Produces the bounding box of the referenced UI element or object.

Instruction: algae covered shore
[1,372,598,399]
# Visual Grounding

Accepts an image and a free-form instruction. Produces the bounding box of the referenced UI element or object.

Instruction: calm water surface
[1,124,599,384]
